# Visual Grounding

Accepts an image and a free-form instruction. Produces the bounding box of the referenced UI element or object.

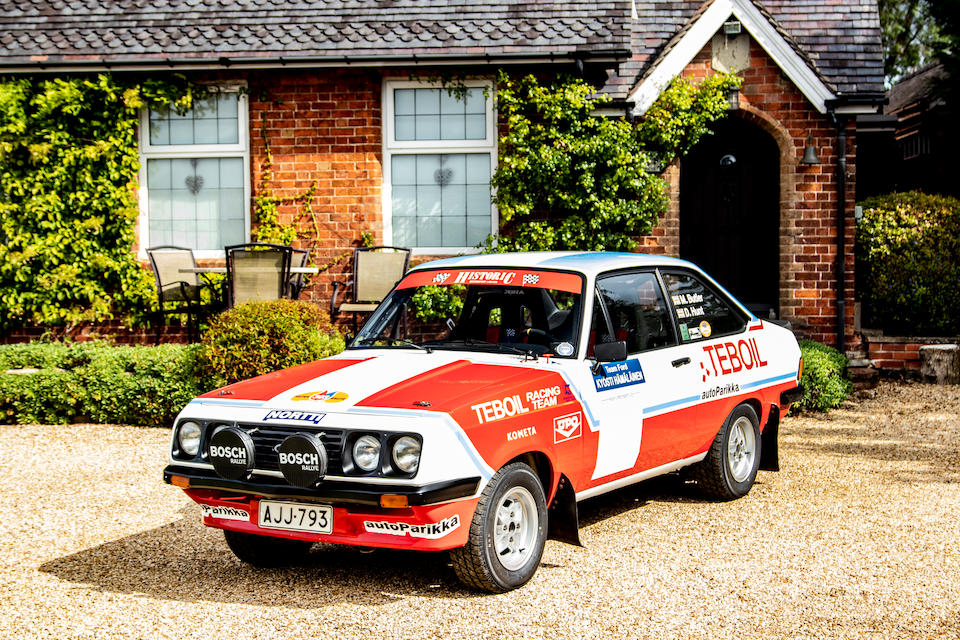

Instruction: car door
[572,270,701,486]
[659,269,752,458]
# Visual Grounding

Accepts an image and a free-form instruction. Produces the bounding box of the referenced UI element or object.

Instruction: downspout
[832,113,848,354]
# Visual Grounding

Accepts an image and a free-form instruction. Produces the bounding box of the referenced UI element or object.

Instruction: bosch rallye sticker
[593,358,645,392]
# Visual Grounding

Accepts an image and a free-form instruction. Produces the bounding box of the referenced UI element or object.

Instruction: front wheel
[451,462,547,592]
[692,404,761,500]
[223,529,313,567]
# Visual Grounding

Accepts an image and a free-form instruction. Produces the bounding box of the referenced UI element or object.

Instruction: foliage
[856,191,960,335]
[410,285,465,322]
[636,73,744,161]
[488,71,739,253]
[199,299,344,384]
[0,341,210,426]
[879,0,946,82]
[0,74,200,332]
[791,340,852,413]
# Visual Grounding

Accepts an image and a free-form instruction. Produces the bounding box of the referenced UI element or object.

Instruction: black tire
[692,404,762,500]
[451,462,548,592]
[223,529,313,568]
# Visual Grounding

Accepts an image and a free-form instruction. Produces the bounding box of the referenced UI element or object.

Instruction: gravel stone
[1,381,958,639]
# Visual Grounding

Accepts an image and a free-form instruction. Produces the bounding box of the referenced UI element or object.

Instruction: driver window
[595,271,676,354]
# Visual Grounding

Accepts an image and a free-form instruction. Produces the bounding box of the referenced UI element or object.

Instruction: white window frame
[137,86,251,260]
[382,78,498,255]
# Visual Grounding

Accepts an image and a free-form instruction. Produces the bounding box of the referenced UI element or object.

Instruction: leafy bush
[199,299,344,384]
[792,340,852,413]
[856,191,960,335]
[0,341,211,426]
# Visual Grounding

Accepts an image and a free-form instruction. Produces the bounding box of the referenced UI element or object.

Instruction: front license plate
[258,500,332,534]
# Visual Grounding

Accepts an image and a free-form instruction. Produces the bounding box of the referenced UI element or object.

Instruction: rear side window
[661,271,746,342]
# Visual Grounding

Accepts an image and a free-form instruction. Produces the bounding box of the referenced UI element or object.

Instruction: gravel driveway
[1,381,958,640]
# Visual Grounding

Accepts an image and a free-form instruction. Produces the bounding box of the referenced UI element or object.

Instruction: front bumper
[163,465,480,507]
[166,466,482,551]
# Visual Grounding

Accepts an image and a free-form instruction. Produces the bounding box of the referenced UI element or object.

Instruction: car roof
[408,251,698,278]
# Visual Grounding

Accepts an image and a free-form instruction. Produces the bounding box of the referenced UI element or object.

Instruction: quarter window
[384,81,496,252]
[662,271,747,342]
[139,90,249,258]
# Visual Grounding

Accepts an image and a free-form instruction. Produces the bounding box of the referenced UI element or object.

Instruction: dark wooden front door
[679,117,780,318]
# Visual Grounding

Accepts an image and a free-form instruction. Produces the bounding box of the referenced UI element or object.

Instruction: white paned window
[383,80,496,253]
[138,90,249,258]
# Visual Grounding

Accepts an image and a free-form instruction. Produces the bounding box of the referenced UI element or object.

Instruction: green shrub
[79,344,211,426]
[199,300,344,384]
[856,191,960,335]
[792,340,852,413]
[0,341,213,426]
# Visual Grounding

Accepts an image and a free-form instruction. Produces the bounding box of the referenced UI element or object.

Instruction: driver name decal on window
[398,269,581,294]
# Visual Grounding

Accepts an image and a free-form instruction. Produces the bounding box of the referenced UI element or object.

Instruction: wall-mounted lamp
[801,134,820,165]
[723,20,742,36]
[726,88,739,110]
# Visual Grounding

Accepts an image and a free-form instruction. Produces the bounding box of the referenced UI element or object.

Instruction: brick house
[1,0,883,352]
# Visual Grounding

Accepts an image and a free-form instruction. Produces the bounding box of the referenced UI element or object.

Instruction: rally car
[164,252,802,592]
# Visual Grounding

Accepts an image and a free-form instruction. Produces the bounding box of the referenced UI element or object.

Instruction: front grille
[235,423,345,474]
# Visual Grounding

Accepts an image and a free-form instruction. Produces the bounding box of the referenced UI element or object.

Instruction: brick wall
[0,322,188,345]
[246,68,386,310]
[638,37,857,350]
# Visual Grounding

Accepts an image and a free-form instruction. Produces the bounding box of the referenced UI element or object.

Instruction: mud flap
[547,474,582,546]
[760,405,780,471]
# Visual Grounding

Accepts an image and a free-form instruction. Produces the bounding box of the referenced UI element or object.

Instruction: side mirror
[593,340,627,364]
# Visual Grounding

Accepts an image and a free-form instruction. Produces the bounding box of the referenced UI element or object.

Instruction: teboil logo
[263,409,325,425]
[363,515,460,539]
[200,504,249,521]
[553,411,583,443]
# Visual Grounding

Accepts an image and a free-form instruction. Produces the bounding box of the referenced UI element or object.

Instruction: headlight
[352,435,381,472]
[177,421,202,456]
[392,436,421,474]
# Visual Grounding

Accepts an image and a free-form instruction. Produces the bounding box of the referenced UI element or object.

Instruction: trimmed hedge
[199,299,344,384]
[792,340,852,413]
[856,191,960,335]
[0,342,211,426]
[0,302,347,426]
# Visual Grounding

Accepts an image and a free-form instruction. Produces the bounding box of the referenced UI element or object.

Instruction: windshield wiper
[356,337,432,353]
[439,338,538,360]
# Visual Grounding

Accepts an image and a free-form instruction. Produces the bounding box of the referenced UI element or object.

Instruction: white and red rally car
[164,252,802,592]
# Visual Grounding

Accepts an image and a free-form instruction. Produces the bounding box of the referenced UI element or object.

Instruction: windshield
[351,268,585,358]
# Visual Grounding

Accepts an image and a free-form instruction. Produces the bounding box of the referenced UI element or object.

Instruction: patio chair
[287,248,311,300]
[331,246,410,331]
[225,243,294,308]
[146,245,218,344]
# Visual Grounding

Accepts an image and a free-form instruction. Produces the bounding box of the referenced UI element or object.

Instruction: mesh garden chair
[225,243,294,308]
[287,248,311,300]
[331,246,410,331]
[147,246,218,344]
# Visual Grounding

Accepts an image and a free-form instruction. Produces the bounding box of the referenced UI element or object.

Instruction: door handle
[672,357,691,367]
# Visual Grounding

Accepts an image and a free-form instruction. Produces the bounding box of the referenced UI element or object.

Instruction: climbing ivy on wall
[489,71,741,252]
[0,74,200,331]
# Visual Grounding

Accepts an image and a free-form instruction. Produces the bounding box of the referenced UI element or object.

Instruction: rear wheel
[223,529,313,567]
[451,462,547,592]
[693,404,761,500]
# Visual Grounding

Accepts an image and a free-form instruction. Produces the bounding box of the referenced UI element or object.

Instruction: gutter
[824,95,884,355]
[0,49,631,75]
